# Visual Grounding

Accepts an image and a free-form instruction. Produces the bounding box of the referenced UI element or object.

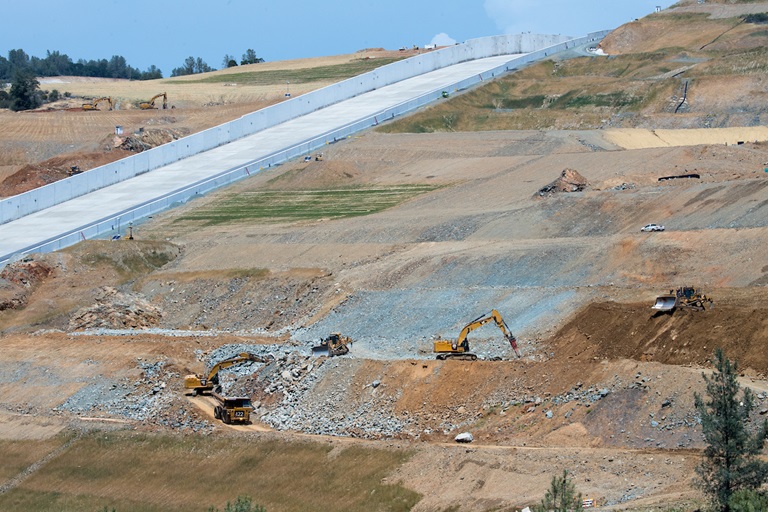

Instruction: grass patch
[554,91,642,109]
[0,435,73,487]
[173,185,440,226]
[0,432,420,512]
[172,58,403,86]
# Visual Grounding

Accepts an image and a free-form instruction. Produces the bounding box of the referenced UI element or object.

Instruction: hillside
[1,3,768,511]
[380,1,768,134]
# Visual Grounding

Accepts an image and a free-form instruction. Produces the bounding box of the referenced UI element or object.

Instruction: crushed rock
[68,286,163,330]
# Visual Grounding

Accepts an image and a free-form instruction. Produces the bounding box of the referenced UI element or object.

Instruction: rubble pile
[0,258,55,311]
[51,357,212,433]
[68,286,164,330]
[537,168,589,197]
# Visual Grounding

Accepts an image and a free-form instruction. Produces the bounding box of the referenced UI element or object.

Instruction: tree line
[0,49,162,81]
[170,49,265,77]
[0,48,267,82]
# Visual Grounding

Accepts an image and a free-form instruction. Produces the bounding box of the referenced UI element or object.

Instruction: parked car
[641,223,665,232]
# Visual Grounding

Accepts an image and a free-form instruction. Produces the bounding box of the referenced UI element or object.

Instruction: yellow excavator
[139,92,167,110]
[434,309,521,360]
[184,352,273,395]
[82,97,113,111]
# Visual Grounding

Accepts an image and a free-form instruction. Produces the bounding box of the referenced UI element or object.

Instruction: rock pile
[68,286,164,330]
[537,168,589,197]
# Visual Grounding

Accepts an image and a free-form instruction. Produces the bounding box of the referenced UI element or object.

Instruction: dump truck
[652,286,713,313]
[312,333,353,357]
[434,309,520,360]
[211,390,253,424]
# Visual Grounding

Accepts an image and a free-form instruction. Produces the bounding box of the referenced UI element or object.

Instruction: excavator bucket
[652,295,677,311]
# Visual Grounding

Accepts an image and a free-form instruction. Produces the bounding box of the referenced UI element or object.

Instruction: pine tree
[694,348,768,511]
[535,469,582,512]
[9,70,41,111]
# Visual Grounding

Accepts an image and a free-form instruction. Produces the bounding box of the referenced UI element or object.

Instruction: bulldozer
[434,309,521,360]
[652,286,713,313]
[184,352,273,395]
[139,92,167,110]
[312,333,353,357]
[82,97,113,111]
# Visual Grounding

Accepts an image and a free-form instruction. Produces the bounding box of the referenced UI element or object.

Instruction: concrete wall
[0,31,609,266]
[0,31,608,226]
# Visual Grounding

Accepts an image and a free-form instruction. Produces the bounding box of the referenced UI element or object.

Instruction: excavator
[312,333,353,357]
[434,309,521,360]
[82,97,113,111]
[139,92,167,110]
[184,352,273,395]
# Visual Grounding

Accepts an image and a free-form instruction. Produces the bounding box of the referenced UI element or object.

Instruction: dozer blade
[311,345,329,356]
[652,296,677,311]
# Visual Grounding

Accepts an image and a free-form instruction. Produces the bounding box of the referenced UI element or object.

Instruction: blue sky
[6,0,677,76]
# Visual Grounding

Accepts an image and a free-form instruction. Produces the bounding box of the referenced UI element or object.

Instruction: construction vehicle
[652,286,713,313]
[312,333,353,357]
[211,389,253,424]
[139,92,167,110]
[184,352,272,395]
[82,97,113,111]
[434,309,521,360]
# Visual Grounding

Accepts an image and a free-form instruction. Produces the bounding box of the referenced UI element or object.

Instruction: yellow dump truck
[211,390,253,424]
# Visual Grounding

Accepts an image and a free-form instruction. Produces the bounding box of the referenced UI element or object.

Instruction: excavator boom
[82,97,113,111]
[434,309,520,360]
[184,352,273,394]
[139,92,167,110]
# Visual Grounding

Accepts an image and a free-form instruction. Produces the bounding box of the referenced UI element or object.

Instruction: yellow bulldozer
[311,333,353,357]
[652,286,713,313]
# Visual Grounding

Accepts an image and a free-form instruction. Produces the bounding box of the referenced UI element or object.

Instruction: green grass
[0,431,420,512]
[171,58,403,86]
[72,241,179,282]
[173,185,440,226]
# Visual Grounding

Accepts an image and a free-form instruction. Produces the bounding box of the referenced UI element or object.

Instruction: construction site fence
[0,31,609,265]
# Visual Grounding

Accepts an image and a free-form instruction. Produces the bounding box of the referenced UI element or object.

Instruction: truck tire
[214,406,221,419]
[222,412,231,424]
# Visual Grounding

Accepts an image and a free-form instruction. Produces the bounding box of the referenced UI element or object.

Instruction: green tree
[729,489,768,511]
[9,70,42,111]
[694,349,768,511]
[223,54,238,68]
[535,469,582,512]
[241,49,265,65]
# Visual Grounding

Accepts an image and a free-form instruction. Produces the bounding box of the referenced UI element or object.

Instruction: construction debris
[537,168,589,197]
